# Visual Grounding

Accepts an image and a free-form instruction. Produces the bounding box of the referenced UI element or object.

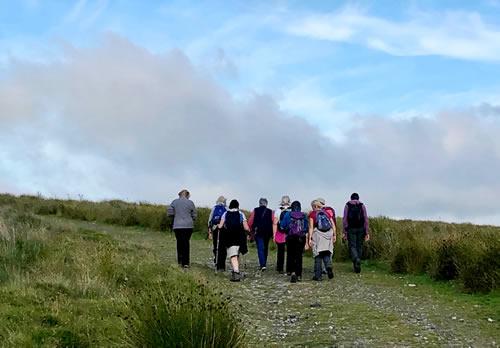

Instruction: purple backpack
[287,211,308,237]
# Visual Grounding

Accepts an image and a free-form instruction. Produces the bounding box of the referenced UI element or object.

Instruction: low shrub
[390,231,432,275]
[429,237,462,281]
[457,238,500,293]
[124,268,245,348]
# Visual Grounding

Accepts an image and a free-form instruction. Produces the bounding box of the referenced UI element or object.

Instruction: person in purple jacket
[342,193,370,273]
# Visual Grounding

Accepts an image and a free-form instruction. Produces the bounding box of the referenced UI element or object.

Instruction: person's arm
[207,207,214,239]
[217,216,225,230]
[167,201,175,217]
[191,201,197,221]
[329,216,336,243]
[208,207,214,228]
[247,210,255,231]
[272,211,278,242]
[307,217,314,249]
[342,204,348,240]
[243,220,250,232]
[363,204,370,241]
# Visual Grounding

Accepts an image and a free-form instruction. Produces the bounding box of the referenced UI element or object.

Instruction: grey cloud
[0,34,499,224]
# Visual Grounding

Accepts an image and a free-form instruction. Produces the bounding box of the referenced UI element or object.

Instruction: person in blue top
[208,196,227,271]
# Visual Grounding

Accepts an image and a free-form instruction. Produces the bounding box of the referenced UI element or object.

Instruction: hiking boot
[230,271,241,282]
[290,274,298,283]
[354,259,361,273]
[327,267,334,279]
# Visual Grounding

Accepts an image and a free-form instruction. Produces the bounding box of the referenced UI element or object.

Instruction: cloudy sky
[1,0,500,225]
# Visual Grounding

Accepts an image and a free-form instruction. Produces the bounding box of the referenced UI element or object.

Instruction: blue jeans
[255,235,270,268]
[314,251,332,279]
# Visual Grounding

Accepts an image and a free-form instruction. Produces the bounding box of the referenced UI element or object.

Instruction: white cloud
[0,35,499,224]
[289,6,500,62]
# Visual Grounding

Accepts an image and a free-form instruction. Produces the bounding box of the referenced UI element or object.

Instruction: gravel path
[66,220,500,347]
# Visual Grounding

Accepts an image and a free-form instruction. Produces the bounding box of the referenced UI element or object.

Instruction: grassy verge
[0,208,245,347]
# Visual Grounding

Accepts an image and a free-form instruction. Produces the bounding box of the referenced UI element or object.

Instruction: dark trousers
[347,227,366,263]
[174,228,193,266]
[287,236,306,277]
[314,251,332,279]
[212,228,227,270]
[276,243,286,272]
[255,235,271,268]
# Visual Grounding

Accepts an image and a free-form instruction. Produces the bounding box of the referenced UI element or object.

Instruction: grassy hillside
[0,196,498,346]
[1,193,498,293]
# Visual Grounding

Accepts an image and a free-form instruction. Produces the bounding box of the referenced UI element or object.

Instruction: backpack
[210,205,226,227]
[316,209,332,232]
[224,211,242,232]
[347,202,364,228]
[288,211,308,237]
[278,209,291,232]
[253,207,273,237]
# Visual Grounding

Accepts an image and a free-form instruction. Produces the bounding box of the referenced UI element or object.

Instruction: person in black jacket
[218,199,249,282]
[249,198,274,271]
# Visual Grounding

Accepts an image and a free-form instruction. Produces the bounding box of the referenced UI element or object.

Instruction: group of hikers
[167,190,369,282]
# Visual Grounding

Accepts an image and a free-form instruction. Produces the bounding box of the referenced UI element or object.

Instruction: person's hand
[304,242,310,250]
[365,233,370,241]
[333,235,337,243]
[342,233,347,241]
[208,229,212,240]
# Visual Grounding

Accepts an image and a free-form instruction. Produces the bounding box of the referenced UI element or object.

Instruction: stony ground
[63,219,499,347]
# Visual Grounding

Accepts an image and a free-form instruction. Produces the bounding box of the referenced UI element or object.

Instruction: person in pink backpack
[273,195,291,274]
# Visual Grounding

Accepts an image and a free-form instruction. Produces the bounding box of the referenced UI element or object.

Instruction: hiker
[248,198,274,271]
[273,195,291,274]
[306,198,336,281]
[167,189,197,268]
[286,200,308,283]
[208,196,227,271]
[217,199,250,281]
[343,193,370,273]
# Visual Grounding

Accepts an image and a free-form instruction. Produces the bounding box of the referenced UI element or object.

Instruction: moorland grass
[0,207,246,347]
[1,193,499,293]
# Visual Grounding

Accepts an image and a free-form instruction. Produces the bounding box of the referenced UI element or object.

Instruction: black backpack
[225,211,242,232]
[347,202,364,228]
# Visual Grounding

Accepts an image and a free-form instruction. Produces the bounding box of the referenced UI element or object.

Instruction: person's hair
[229,199,239,209]
[259,198,268,207]
[351,192,359,200]
[216,195,226,205]
[311,199,325,210]
[291,200,301,212]
[178,189,190,198]
[280,195,291,207]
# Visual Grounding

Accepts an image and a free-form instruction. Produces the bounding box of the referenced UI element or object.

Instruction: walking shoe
[290,274,298,283]
[354,259,361,273]
[183,265,190,269]
[327,267,334,279]
[297,275,302,282]
[312,276,322,281]
[260,266,267,271]
[230,271,241,282]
